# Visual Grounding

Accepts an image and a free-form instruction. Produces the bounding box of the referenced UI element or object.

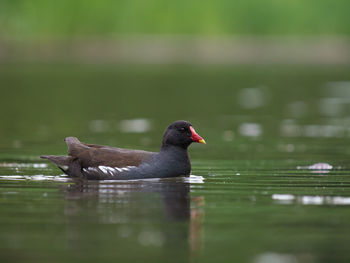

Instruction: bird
[41,120,206,180]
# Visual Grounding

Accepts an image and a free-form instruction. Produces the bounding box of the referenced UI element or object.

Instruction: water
[1,64,350,263]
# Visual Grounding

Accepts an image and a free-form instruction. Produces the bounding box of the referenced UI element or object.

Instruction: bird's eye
[179,127,186,132]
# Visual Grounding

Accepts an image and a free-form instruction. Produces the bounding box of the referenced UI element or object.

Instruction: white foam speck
[301,196,324,205]
[184,175,204,184]
[238,123,262,137]
[0,163,48,168]
[308,163,333,170]
[296,163,333,174]
[254,252,298,263]
[272,194,295,201]
[119,119,151,133]
[0,175,70,182]
[331,197,350,205]
[272,194,350,206]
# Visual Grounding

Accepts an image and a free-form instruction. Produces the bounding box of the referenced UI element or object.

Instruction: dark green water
[1,64,350,263]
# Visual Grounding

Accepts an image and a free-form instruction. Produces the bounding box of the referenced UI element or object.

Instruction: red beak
[190,126,206,144]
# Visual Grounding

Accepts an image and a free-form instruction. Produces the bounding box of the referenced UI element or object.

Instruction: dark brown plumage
[66,137,154,168]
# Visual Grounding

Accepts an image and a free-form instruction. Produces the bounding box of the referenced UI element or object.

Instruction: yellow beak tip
[198,139,206,144]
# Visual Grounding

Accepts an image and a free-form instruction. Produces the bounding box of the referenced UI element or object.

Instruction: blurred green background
[1,2,350,263]
[1,0,350,38]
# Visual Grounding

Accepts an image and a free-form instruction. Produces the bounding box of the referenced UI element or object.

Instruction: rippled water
[1,65,350,263]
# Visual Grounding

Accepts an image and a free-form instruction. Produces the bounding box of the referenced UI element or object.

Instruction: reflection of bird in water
[190,196,205,259]
[63,179,204,261]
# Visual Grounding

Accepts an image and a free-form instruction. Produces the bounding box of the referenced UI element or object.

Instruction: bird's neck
[160,144,190,164]
[160,143,188,153]
[159,144,191,174]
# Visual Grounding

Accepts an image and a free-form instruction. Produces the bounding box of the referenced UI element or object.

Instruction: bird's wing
[65,137,155,168]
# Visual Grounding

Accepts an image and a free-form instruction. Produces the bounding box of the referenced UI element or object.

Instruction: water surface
[1,65,350,263]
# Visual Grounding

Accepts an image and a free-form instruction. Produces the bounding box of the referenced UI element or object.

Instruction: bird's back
[65,137,155,168]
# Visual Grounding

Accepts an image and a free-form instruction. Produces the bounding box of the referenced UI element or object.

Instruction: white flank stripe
[99,166,108,174]
[85,165,137,175]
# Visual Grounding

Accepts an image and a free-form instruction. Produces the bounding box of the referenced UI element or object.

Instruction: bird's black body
[41,120,205,180]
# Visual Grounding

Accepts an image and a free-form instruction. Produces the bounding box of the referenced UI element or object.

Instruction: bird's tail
[65,137,87,157]
[40,155,73,173]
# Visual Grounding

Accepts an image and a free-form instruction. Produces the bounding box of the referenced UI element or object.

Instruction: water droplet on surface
[254,252,298,263]
[119,119,151,133]
[238,123,262,137]
[238,87,267,109]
